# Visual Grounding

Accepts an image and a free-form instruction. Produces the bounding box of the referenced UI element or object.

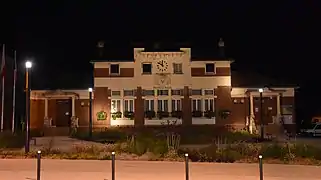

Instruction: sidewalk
[1,159,321,180]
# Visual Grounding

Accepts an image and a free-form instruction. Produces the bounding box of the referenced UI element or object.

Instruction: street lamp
[88,87,93,138]
[258,88,264,140]
[25,61,32,153]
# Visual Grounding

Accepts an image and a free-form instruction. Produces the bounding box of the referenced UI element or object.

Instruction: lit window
[192,99,202,111]
[171,99,181,111]
[124,99,134,112]
[111,100,121,113]
[173,63,183,74]
[157,100,168,111]
[204,99,214,111]
[144,99,154,111]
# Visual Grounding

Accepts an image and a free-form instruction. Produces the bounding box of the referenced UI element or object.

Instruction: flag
[0,44,4,78]
[0,44,5,131]
[12,50,17,133]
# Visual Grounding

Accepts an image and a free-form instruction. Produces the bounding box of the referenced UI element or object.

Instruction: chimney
[218,38,225,58]
[97,40,105,57]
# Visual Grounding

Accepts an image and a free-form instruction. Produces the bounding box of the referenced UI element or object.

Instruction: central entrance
[55,99,72,127]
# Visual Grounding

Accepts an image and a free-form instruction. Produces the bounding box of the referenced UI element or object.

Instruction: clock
[156,60,169,72]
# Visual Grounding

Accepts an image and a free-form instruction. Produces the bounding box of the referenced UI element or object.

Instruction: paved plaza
[1,159,321,180]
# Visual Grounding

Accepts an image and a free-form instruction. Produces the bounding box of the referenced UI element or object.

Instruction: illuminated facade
[30,41,296,135]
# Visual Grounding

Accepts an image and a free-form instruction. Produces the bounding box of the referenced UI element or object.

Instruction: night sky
[1,1,320,121]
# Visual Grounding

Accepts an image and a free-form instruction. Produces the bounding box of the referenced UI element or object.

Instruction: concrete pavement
[1,159,321,180]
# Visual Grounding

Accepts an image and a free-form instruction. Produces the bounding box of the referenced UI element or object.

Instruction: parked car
[300,123,321,137]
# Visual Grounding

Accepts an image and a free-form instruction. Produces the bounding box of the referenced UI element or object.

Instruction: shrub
[0,132,25,149]
[124,111,135,119]
[192,111,202,117]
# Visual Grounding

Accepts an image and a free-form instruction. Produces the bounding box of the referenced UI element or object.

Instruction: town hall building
[30,40,296,135]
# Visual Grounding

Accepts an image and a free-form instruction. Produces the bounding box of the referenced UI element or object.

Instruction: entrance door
[56,99,72,127]
[253,96,277,124]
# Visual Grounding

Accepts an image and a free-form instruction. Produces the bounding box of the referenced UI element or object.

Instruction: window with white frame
[173,63,183,74]
[157,89,169,96]
[204,99,214,111]
[111,99,121,113]
[110,64,120,74]
[144,99,154,111]
[192,99,202,111]
[205,63,215,73]
[143,90,154,96]
[191,89,202,95]
[111,91,121,96]
[171,99,181,111]
[204,89,214,95]
[171,89,182,96]
[124,90,135,96]
[123,99,134,112]
[157,100,168,112]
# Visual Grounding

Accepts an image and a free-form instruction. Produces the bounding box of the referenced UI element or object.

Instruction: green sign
[97,111,107,121]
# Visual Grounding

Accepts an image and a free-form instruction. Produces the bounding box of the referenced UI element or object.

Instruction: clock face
[156,60,168,72]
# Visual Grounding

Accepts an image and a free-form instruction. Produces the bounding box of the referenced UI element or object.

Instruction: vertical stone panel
[215,86,232,125]
[182,86,192,125]
[134,86,144,126]
[93,87,110,127]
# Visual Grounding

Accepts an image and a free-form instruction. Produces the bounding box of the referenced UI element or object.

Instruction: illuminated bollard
[37,150,41,180]
[185,153,189,180]
[111,152,115,180]
[259,155,263,180]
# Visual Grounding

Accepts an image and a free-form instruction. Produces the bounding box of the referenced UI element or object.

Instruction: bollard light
[37,150,41,180]
[111,152,116,180]
[185,153,189,180]
[259,155,263,180]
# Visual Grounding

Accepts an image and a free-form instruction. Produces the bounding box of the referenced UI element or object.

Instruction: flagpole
[12,50,17,133]
[1,44,5,132]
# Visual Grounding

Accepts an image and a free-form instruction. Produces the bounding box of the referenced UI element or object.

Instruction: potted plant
[111,111,122,120]
[124,111,135,120]
[145,110,156,120]
[192,110,203,117]
[157,111,170,119]
[171,111,183,119]
[204,110,215,119]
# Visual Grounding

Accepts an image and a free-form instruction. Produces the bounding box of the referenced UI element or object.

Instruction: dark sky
[1,1,320,119]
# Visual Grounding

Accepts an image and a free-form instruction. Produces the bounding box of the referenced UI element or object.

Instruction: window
[142,63,152,74]
[157,90,169,96]
[111,100,121,112]
[124,90,135,96]
[173,63,183,74]
[191,89,202,95]
[281,105,293,115]
[172,89,182,96]
[124,99,134,112]
[172,99,181,111]
[111,91,121,96]
[110,64,120,74]
[143,90,154,96]
[157,100,168,111]
[204,99,214,111]
[144,99,154,111]
[192,99,202,111]
[204,90,214,95]
[205,63,215,73]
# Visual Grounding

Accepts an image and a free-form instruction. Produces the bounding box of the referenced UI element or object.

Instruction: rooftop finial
[97,40,105,48]
[218,38,224,47]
